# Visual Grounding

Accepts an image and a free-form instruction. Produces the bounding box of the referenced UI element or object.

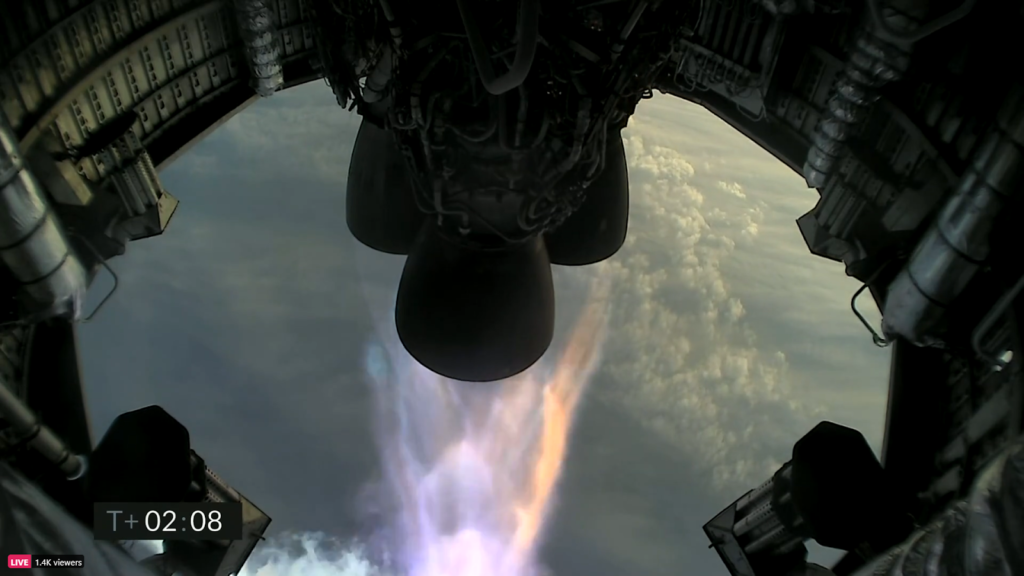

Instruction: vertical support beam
[233,0,284,96]
[24,319,92,454]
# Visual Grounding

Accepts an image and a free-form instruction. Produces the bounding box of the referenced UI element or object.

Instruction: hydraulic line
[456,0,540,95]
[0,119,86,323]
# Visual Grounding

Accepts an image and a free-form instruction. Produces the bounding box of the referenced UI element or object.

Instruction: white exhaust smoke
[241,273,609,576]
[240,533,384,576]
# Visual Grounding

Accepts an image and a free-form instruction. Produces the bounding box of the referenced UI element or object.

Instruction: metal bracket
[852,283,891,348]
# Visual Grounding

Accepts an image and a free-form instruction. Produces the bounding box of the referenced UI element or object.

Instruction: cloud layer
[241,533,384,576]
[580,129,815,491]
[571,96,893,496]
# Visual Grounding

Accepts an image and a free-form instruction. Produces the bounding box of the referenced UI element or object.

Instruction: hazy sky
[78,82,892,576]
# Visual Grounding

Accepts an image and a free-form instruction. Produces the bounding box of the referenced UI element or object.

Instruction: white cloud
[567,97,889,494]
[566,129,821,493]
[241,533,382,576]
[176,82,360,184]
[717,181,747,199]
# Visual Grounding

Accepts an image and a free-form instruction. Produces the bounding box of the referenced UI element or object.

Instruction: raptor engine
[314,0,684,381]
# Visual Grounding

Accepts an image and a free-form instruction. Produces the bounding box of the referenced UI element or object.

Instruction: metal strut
[456,0,541,96]
[802,32,909,188]
[882,84,1024,345]
[0,119,87,323]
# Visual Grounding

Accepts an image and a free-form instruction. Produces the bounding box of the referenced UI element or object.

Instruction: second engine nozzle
[396,221,555,382]
[346,118,424,255]
[545,129,630,266]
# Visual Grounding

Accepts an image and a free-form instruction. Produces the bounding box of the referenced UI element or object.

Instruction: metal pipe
[0,379,84,479]
[557,98,592,174]
[586,122,608,178]
[803,32,909,188]
[232,0,284,97]
[619,1,647,40]
[514,84,529,148]
[0,119,86,322]
[735,477,775,514]
[362,45,393,104]
[804,0,974,189]
[378,0,404,47]
[733,501,779,538]
[867,0,978,44]
[882,84,1024,345]
[456,0,540,96]
[609,1,648,61]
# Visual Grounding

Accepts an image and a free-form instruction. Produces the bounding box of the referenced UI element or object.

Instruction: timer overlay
[243,282,609,576]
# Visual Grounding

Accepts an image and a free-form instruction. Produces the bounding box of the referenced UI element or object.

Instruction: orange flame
[369,278,609,576]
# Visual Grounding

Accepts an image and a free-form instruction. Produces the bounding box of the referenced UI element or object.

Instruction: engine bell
[396,221,555,382]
